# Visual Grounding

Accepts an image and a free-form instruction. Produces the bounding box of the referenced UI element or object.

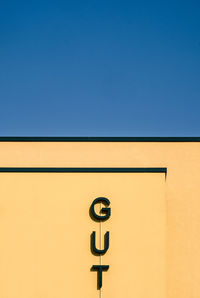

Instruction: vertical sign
[90,197,111,289]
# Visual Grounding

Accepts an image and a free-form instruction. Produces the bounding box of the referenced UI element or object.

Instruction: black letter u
[91,231,109,255]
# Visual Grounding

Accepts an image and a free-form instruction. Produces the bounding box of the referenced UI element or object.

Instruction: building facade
[0,137,199,298]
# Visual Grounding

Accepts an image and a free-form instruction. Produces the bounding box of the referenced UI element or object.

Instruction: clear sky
[0,0,199,136]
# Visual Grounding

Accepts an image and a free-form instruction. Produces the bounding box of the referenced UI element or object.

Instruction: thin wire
[100,202,102,298]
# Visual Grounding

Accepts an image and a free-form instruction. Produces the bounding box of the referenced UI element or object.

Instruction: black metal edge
[0,137,199,142]
[0,167,167,174]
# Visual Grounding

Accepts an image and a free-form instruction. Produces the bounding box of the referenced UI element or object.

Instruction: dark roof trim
[0,167,167,174]
[0,137,199,142]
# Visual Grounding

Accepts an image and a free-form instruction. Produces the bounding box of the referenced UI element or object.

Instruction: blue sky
[0,0,199,136]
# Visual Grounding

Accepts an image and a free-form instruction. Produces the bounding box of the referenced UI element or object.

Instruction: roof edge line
[0,137,199,142]
[0,167,167,173]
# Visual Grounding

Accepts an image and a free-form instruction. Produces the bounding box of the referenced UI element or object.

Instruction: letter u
[91,231,109,255]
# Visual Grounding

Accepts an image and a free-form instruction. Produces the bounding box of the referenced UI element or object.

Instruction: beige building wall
[0,140,199,298]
